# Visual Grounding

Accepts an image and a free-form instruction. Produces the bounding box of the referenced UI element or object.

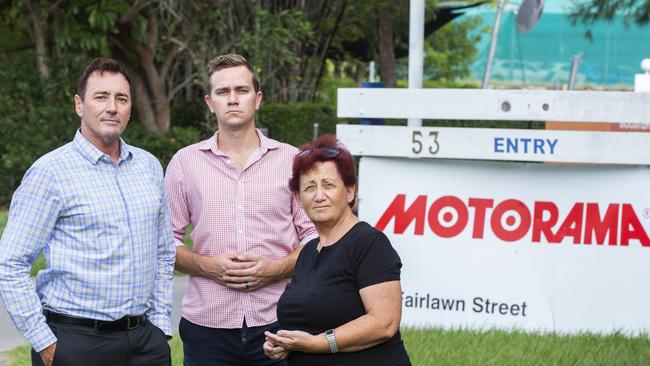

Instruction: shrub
[257,102,338,147]
[122,124,205,168]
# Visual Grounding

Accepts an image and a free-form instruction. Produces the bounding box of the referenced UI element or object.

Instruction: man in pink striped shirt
[164,54,317,366]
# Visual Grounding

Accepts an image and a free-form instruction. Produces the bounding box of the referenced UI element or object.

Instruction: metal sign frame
[338,88,650,123]
[337,88,650,165]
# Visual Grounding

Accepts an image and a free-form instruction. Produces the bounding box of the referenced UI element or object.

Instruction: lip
[225,110,241,114]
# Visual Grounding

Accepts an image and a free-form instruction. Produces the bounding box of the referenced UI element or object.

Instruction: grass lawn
[401,328,650,365]
[0,210,45,275]
[0,210,7,236]
[5,328,650,365]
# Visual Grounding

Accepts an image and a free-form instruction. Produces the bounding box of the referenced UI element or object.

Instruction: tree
[377,1,397,87]
[332,1,487,86]
[570,0,650,26]
[23,0,50,79]
[6,0,195,135]
[424,15,483,81]
[2,0,487,133]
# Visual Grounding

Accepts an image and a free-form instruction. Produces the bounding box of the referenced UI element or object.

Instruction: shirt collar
[199,129,279,156]
[73,129,132,165]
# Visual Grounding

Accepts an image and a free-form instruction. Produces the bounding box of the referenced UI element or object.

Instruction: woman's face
[296,161,355,226]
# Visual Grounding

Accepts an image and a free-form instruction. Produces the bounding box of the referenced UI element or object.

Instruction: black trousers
[180,317,287,366]
[31,320,170,366]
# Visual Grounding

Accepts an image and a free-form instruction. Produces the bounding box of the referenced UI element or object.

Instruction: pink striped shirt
[164,129,317,329]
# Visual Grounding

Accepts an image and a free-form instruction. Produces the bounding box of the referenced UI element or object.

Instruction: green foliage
[238,7,315,82]
[570,0,650,26]
[401,327,650,365]
[257,102,338,147]
[394,15,484,82]
[30,255,46,277]
[0,119,205,206]
[6,344,31,365]
[0,210,7,236]
[0,49,206,205]
[53,1,148,55]
[424,16,484,81]
[0,53,79,206]
[0,0,487,202]
[317,75,359,110]
[122,124,205,168]
[0,210,44,275]
[170,335,184,365]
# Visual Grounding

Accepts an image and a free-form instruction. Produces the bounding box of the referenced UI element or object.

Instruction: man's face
[205,66,262,130]
[75,71,131,149]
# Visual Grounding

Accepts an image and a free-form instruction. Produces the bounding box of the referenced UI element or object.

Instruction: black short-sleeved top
[277,221,411,366]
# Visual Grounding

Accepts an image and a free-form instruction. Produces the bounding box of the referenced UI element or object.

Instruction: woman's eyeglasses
[297,147,340,159]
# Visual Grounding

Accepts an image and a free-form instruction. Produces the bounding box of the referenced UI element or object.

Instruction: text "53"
[412,130,440,155]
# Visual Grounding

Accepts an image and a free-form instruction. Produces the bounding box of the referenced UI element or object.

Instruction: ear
[255,91,263,111]
[346,184,356,205]
[74,95,83,118]
[204,94,214,113]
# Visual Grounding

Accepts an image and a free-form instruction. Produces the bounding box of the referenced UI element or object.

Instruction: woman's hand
[263,339,289,360]
[264,330,325,353]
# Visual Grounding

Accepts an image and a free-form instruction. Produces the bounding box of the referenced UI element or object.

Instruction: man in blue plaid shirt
[0,58,175,366]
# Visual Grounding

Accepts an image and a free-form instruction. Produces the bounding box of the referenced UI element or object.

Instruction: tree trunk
[114,11,181,136]
[354,62,367,83]
[120,64,170,136]
[377,5,396,87]
[25,0,50,80]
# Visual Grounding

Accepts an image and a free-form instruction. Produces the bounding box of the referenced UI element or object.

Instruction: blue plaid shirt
[0,130,175,352]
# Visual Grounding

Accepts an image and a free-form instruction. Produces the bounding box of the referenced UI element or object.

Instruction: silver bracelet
[325,328,339,353]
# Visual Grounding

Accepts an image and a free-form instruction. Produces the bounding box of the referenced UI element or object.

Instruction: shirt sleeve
[146,161,175,336]
[164,154,191,247]
[354,228,402,290]
[0,163,61,352]
[291,194,318,247]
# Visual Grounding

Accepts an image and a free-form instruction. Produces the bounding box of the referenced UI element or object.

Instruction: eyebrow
[92,91,130,98]
[215,86,250,92]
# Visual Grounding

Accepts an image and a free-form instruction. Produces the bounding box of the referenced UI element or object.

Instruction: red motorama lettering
[374,194,650,246]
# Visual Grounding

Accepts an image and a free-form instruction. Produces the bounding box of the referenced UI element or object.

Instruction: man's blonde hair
[207,54,259,93]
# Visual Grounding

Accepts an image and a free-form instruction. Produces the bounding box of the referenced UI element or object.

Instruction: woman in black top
[263,135,411,366]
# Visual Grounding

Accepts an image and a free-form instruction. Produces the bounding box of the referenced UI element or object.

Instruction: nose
[105,98,117,113]
[314,187,326,201]
[227,90,238,105]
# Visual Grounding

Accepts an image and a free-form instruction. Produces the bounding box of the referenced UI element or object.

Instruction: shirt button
[238,230,243,234]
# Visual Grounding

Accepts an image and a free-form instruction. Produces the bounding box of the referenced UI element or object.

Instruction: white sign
[337,88,650,123]
[359,157,650,334]
[337,124,650,165]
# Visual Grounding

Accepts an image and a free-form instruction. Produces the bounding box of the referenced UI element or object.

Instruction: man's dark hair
[76,58,131,100]
[207,54,260,93]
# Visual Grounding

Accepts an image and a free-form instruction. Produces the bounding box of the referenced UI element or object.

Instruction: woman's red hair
[289,134,357,207]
